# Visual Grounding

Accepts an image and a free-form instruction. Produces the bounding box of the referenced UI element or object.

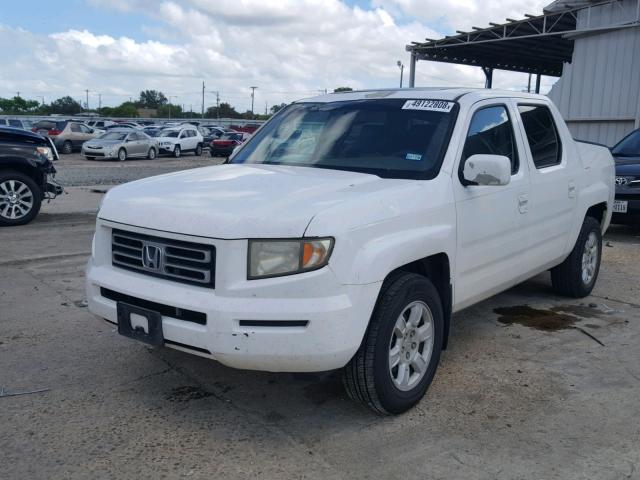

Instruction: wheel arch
[384,253,452,350]
[0,163,44,191]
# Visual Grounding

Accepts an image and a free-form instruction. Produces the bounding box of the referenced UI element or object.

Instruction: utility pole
[201,81,205,119]
[85,89,89,109]
[397,61,404,88]
[265,101,268,116]
[98,93,102,111]
[37,96,45,106]
[16,92,20,98]
[216,91,220,119]
[250,86,258,116]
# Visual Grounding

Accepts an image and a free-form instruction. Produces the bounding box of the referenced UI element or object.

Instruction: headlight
[36,146,53,161]
[248,238,333,279]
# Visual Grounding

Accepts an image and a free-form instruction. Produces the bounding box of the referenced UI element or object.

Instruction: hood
[87,139,124,147]
[157,136,179,143]
[98,164,404,238]
[614,156,640,173]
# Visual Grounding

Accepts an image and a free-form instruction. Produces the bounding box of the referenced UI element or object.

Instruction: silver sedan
[81,129,159,161]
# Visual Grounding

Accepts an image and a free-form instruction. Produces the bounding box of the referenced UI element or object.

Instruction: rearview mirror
[463,154,511,186]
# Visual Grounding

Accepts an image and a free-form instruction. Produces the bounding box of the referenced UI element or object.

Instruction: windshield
[612,130,640,157]
[221,133,242,141]
[231,99,458,179]
[159,129,180,138]
[99,132,127,141]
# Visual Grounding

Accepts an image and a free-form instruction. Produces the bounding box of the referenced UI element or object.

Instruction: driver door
[453,101,532,310]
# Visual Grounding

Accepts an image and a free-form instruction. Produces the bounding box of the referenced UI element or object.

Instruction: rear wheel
[62,141,73,154]
[85,156,95,161]
[147,147,156,160]
[117,148,127,162]
[195,144,203,156]
[551,216,602,298]
[343,273,443,414]
[0,171,42,226]
[174,145,181,158]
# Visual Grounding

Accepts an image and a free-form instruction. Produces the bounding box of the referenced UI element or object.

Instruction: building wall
[548,0,640,146]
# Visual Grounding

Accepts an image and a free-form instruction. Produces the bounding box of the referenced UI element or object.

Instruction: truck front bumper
[86,228,380,372]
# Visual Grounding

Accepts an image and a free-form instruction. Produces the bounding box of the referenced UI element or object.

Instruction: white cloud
[0,0,556,113]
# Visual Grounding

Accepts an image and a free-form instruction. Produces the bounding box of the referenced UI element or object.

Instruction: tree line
[0,90,290,119]
[0,87,351,119]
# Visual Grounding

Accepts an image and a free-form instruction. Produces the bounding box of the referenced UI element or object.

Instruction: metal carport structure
[405,1,627,92]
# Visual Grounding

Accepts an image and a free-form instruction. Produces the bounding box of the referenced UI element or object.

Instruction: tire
[62,141,73,154]
[195,144,203,156]
[210,150,216,157]
[85,157,95,161]
[117,148,127,162]
[0,171,42,226]
[551,216,602,298]
[147,147,156,160]
[173,145,181,158]
[343,273,444,414]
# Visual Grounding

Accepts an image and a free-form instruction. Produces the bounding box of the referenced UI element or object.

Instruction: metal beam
[535,73,541,93]
[482,67,493,88]
[409,52,417,88]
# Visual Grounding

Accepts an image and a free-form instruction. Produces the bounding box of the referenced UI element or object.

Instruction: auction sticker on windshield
[402,100,454,112]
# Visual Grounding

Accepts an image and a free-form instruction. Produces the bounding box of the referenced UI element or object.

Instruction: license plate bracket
[117,302,164,346]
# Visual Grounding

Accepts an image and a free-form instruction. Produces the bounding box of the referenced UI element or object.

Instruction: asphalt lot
[1,154,640,479]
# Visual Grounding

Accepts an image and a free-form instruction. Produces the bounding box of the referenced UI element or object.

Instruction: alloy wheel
[0,179,34,220]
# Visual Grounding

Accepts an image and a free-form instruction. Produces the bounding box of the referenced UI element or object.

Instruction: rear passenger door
[453,101,532,309]
[515,102,576,266]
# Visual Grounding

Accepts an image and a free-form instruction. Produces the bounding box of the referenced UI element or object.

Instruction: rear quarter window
[518,104,562,168]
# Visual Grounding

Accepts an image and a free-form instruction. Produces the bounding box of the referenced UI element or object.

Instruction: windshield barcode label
[402,100,454,112]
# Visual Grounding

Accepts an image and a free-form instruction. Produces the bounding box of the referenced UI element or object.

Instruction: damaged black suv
[0,126,63,226]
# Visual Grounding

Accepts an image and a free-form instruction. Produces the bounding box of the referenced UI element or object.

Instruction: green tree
[0,96,41,114]
[333,87,353,92]
[205,102,241,119]
[110,102,139,118]
[269,103,287,114]
[157,103,183,119]
[137,90,167,109]
[48,96,82,115]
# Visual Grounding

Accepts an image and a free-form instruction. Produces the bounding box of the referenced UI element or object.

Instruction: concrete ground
[1,154,639,479]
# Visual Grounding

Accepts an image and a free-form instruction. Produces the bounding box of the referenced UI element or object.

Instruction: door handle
[568,181,577,198]
[518,194,529,214]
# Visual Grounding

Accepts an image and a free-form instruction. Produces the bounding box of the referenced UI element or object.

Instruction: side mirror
[463,154,511,186]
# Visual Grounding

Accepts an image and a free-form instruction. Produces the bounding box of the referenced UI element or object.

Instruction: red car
[210,132,251,157]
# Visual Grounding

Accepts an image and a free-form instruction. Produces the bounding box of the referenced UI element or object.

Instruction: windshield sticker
[405,153,422,161]
[402,99,454,112]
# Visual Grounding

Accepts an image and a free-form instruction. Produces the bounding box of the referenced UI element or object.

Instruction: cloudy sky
[0,0,554,113]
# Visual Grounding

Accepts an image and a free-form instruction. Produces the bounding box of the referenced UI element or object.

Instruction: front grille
[101,288,207,325]
[111,229,215,288]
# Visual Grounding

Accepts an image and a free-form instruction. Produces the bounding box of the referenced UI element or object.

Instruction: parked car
[82,129,159,161]
[210,131,250,157]
[0,118,33,130]
[610,128,640,224]
[0,126,62,226]
[86,89,614,414]
[156,126,203,157]
[141,125,164,137]
[229,122,262,134]
[86,119,116,130]
[32,120,101,154]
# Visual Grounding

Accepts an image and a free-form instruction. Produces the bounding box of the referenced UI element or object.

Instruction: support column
[535,73,542,94]
[408,52,417,88]
[482,67,493,89]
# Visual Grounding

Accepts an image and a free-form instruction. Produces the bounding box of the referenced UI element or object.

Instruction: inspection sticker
[402,99,454,112]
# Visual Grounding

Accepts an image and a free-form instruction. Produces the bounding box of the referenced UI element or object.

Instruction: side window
[462,105,519,174]
[70,123,81,133]
[8,119,21,127]
[518,105,562,169]
[80,124,91,133]
[128,132,139,141]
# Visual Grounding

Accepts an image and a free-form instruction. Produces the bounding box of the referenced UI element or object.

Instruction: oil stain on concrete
[494,304,603,331]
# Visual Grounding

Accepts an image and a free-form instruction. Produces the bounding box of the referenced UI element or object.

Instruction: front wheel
[62,141,73,154]
[343,273,443,414]
[147,147,156,160]
[117,148,127,162]
[551,216,602,298]
[0,171,42,226]
[173,145,181,158]
[195,144,203,156]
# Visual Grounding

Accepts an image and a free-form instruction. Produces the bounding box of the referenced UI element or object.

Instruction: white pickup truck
[86,88,614,414]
